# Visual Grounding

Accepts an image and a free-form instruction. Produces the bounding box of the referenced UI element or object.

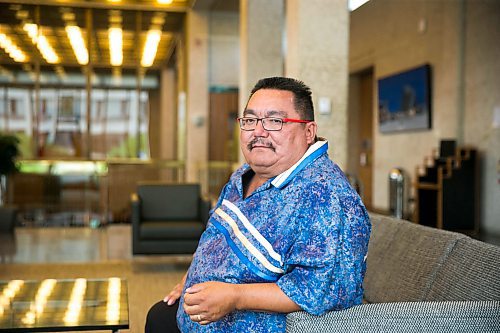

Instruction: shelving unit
[414,141,479,234]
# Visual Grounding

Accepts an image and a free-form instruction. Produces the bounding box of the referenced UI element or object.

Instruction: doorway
[205,89,239,197]
[348,69,374,210]
[209,90,239,162]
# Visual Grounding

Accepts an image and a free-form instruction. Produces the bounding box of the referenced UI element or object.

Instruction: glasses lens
[262,118,282,131]
[239,117,283,131]
[240,118,257,130]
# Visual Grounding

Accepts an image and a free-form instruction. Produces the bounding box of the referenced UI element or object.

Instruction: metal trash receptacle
[389,168,406,219]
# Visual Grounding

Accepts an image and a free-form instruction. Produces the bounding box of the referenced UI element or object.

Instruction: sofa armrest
[286,301,500,333]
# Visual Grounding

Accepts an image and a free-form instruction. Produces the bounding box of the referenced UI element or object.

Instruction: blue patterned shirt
[177,140,371,332]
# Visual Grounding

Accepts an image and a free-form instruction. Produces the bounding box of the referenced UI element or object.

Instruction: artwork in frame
[378,64,432,133]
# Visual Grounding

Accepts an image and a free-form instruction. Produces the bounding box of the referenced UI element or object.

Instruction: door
[357,71,374,210]
[209,90,239,162]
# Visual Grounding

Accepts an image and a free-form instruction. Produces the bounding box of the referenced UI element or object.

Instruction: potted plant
[0,133,20,233]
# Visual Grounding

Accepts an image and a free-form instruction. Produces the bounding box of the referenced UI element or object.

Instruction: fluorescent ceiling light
[108,27,123,66]
[23,23,59,64]
[141,30,161,67]
[0,33,27,62]
[157,0,173,4]
[65,25,89,65]
[349,0,370,11]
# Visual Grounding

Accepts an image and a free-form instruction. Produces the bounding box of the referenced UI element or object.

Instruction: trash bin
[389,168,406,219]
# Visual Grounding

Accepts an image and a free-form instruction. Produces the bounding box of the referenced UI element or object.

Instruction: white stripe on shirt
[215,208,284,274]
[222,199,283,266]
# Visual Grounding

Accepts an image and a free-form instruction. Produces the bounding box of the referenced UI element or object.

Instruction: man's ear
[305,122,317,144]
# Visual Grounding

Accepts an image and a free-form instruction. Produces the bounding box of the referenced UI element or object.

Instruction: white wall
[349,0,500,234]
[463,0,500,234]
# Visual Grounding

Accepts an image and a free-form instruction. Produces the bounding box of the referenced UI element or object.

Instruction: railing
[10,159,185,226]
[198,161,236,202]
[9,159,238,226]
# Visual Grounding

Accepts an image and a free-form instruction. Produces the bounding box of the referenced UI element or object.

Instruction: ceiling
[0,0,192,78]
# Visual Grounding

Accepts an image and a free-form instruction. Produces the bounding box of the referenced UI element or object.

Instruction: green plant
[0,133,21,176]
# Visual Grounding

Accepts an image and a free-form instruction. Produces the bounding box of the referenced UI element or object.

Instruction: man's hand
[163,273,187,306]
[183,281,238,325]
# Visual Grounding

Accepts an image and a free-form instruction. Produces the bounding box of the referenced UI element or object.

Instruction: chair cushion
[138,184,200,220]
[140,221,205,240]
[364,214,465,303]
[426,237,500,301]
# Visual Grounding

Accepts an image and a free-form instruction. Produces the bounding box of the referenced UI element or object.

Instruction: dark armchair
[131,183,210,255]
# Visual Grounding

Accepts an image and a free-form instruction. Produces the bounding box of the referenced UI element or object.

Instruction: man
[146,77,371,332]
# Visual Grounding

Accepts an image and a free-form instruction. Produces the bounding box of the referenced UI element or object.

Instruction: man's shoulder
[301,154,344,183]
[293,155,359,199]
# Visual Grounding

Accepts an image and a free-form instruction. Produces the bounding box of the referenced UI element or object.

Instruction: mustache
[247,138,275,151]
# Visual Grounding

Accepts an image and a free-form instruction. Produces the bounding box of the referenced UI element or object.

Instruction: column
[239,0,284,112]
[286,0,349,169]
[239,0,284,163]
[160,67,177,160]
[186,10,209,182]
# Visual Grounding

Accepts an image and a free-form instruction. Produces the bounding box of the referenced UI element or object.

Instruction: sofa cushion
[138,184,200,220]
[140,221,205,240]
[286,300,500,333]
[364,214,465,303]
[426,237,500,301]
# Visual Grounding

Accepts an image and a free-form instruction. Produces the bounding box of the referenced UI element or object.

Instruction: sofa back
[365,214,500,303]
[363,215,454,302]
[426,236,500,301]
[137,183,200,220]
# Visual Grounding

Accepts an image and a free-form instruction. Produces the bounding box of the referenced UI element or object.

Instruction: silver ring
[197,314,202,321]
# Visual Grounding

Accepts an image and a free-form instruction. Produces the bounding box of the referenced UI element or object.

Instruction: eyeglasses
[237,117,312,131]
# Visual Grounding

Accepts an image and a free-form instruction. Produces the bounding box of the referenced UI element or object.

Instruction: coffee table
[0,278,129,332]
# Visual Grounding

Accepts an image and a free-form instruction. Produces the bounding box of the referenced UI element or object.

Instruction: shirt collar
[271,140,329,189]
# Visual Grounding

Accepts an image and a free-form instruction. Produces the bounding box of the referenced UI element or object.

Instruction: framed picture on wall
[378,64,432,133]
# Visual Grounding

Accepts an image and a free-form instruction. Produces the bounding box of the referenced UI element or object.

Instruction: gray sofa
[286,213,500,332]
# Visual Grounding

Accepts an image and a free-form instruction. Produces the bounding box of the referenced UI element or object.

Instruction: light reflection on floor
[0,224,193,264]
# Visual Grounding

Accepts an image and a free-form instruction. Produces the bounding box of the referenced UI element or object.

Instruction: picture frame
[378,64,432,133]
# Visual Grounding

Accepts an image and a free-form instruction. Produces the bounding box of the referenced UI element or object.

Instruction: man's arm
[183,281,300,325]
[234,282,301,312]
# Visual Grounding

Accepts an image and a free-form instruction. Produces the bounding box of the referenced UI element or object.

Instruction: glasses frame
[237,117,312,131]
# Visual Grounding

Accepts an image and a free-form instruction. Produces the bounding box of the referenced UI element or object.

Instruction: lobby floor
[0,224,191,332]
[1,224,133,264]
[0,224,194,264]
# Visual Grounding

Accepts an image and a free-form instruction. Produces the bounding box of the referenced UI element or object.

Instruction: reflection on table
[0,278,128,332]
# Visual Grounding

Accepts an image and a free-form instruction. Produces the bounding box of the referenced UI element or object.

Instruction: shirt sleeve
[276,183,371,315]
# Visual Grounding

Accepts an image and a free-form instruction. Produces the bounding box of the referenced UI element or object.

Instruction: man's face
[240,89,317,178]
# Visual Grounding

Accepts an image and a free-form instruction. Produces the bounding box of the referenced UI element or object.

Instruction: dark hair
[248,77,315,121]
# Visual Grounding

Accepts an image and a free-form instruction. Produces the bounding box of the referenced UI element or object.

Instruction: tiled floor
[0,224,195,264]
[1,224,132,264]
